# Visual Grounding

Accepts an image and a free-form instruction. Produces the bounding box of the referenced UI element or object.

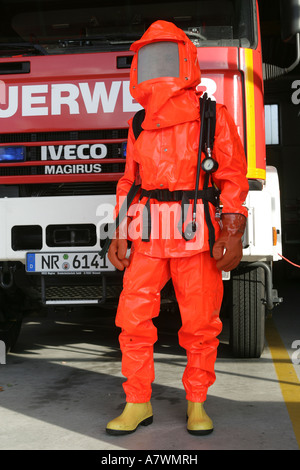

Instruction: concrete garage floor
[0,279,299,451]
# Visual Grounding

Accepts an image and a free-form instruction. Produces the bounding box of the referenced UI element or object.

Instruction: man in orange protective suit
[106,20,249,436]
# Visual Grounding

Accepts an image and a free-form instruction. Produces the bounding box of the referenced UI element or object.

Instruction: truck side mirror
[280,0,300,41]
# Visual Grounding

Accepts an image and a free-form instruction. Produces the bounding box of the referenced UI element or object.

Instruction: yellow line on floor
[265,318,300,449]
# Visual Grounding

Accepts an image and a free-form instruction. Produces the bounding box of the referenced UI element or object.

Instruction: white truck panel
[242,166,282,262]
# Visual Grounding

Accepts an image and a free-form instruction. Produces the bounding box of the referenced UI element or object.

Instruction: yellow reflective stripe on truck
[244,48,266,180]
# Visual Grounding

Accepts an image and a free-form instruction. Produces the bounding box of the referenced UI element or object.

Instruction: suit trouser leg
[115,252,171,403]
[170,251,223,402]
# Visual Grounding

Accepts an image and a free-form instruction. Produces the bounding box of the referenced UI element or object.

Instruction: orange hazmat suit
[108,20,249,404]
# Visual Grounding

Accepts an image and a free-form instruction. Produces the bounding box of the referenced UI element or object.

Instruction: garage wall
[264,74,300,278]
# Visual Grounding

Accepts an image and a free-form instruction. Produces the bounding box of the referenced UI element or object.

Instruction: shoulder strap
[199,95,218,257]
[200,96,216,152]
[132,108,145,140]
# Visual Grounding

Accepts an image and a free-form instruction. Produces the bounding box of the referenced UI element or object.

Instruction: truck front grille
[0,128,128,185]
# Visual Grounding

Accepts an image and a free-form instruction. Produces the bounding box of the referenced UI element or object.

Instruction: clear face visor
[137,41,180,84]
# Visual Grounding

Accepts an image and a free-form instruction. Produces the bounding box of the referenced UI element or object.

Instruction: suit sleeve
[212,105,249,218]
[114,118,141,219]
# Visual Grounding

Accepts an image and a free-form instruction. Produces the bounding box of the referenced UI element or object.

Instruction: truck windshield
[0,0,257,56]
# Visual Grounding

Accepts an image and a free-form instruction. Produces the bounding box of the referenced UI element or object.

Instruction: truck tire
[229,266,266,358]
[0,291,23,352]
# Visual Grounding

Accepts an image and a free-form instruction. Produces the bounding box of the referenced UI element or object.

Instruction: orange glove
[108,216,131,271]
[212,214,246,272]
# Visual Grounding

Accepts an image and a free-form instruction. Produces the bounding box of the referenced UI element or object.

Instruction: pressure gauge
[201,157,218,173]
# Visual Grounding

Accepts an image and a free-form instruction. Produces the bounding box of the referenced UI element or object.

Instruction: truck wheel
[229,266,266,358]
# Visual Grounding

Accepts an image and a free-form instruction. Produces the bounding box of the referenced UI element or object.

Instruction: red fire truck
[0,0,298,357]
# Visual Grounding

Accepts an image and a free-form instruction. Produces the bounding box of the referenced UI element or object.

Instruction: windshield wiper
[0,42,48,55]
[57,33,142,48]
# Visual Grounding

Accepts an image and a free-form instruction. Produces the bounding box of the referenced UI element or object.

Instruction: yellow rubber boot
[187,401,214,435]
[106,402,153,435]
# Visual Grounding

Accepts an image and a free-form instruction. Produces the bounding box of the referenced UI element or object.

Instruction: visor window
[137,41,180,84]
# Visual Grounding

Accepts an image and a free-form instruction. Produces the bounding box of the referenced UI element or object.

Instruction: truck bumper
[0,194,116,262]
[0,194,123,305]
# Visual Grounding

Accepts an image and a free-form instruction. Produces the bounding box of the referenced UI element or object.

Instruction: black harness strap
[140,187,219,205]
[132,108,145,140]
[143,96,218,254]
[199,96,218,256]
[200,97,216,153]
[99,111,145,258]
[140,186,220,248]
[100,97,219,259]
[141,190,152,242]
[203,174,216,257]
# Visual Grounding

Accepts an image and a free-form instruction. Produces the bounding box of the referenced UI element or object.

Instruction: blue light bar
[121,142,127,158]
[0,146,26,162]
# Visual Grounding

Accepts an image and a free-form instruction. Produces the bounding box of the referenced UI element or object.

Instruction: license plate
[26,252,115,273]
